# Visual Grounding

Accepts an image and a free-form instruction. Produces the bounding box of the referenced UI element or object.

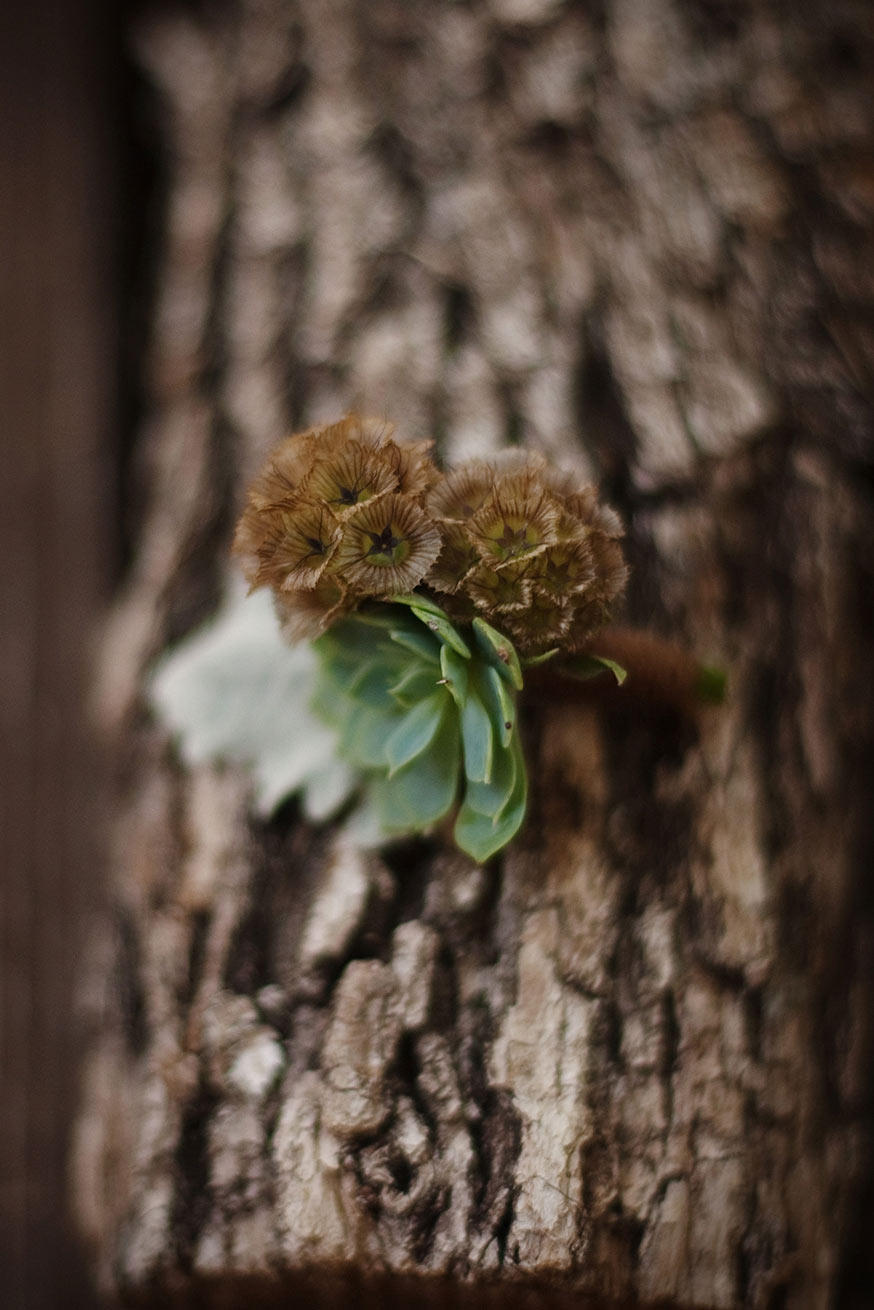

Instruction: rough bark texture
[74,1,874,1306]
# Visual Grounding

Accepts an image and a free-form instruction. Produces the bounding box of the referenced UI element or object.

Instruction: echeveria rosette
[311,596,529,863]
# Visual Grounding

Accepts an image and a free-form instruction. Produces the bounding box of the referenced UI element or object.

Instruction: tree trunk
[73,1,874,1306]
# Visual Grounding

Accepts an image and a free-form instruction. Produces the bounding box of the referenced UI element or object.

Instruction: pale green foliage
[148,586,531,861]
[564,652,628,685]
[312,596,528,862]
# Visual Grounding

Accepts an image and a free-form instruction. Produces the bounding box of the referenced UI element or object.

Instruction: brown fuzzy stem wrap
[527,627,726,714]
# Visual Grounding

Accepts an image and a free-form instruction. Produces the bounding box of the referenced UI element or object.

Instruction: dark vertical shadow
[0,1,132,1305]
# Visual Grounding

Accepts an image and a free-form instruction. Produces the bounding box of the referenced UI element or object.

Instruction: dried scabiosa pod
[426,451,628,655]
[233,414,441,639]
[153,416,722,865]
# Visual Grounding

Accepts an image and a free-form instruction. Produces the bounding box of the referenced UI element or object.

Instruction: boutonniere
[151,415,723,861]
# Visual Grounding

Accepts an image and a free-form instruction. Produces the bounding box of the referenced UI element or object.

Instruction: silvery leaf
[148,586,356,820]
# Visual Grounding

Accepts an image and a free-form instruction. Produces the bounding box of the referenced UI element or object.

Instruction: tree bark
[74,1,874,1306]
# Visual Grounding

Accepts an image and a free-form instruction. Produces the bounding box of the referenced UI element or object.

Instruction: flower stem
[527,627,727,713]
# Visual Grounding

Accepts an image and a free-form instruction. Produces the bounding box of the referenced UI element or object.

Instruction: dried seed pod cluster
[425,453,627,654]
[234,415,442,640]
[234,416,627,655]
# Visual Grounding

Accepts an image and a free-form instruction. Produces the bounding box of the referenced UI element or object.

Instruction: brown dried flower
[233,414,441,637]
[304,446,399,516]
[253,498,341,592]
[234,415,625,651]
[464,559,533,614]
[503,591,574,648]
[332,493,442,595]
[424,517,481,594]
[426,452,627,654]
[467,479,559,565]
[426,461,496,522]
[273,577,354,644]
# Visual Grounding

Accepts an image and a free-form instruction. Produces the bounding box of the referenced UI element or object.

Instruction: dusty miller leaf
[148,586,356,820]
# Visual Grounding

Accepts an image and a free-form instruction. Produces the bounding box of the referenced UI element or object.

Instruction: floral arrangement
[232,414,626,651]
[151,415,720,862]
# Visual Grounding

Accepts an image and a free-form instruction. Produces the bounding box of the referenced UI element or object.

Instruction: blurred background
[0,2,151,1304]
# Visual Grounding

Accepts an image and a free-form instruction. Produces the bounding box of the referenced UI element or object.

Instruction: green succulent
[311,595,528,863]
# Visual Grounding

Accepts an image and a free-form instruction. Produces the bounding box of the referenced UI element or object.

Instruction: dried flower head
[304,446,399,516]
[425,517,481,594]
[386,439,441,498]
[273,577,354,643]
[244,431,313,509]
[426,453,627,654]
[468,479,559,565]
[503,591,574,648]
[464,559,533,614]
[426,461,496,522]
[332,493,442,594]
[253,498,341,591]
[233,414,441,638]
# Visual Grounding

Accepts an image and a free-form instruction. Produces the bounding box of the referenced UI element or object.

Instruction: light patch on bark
[273,1071,361,1264]
[321,961,404,1138]
[491,907,595,1269]
[298,836,373,970]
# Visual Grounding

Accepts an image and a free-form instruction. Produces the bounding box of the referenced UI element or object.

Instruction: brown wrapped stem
[527,627,726,714]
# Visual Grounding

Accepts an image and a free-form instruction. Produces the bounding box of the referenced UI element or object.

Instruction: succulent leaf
[385,692,449,776]
[389,592,450,618]
[347,659,412,709]
[477,662,515,749]
[411,607,472,658]
[343,703,407,769]
[521,647,560,668]
[463,727,517,821]
[310,598,527,859]
[389,626,442,663]
[389,593,472,658]
[472,617,524,690]
[439,645,469,707]
[460,687,495,785]
[454,730,527,862]
[370,711,461,831]
[389,665,443,707]
[564,653,627,685]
